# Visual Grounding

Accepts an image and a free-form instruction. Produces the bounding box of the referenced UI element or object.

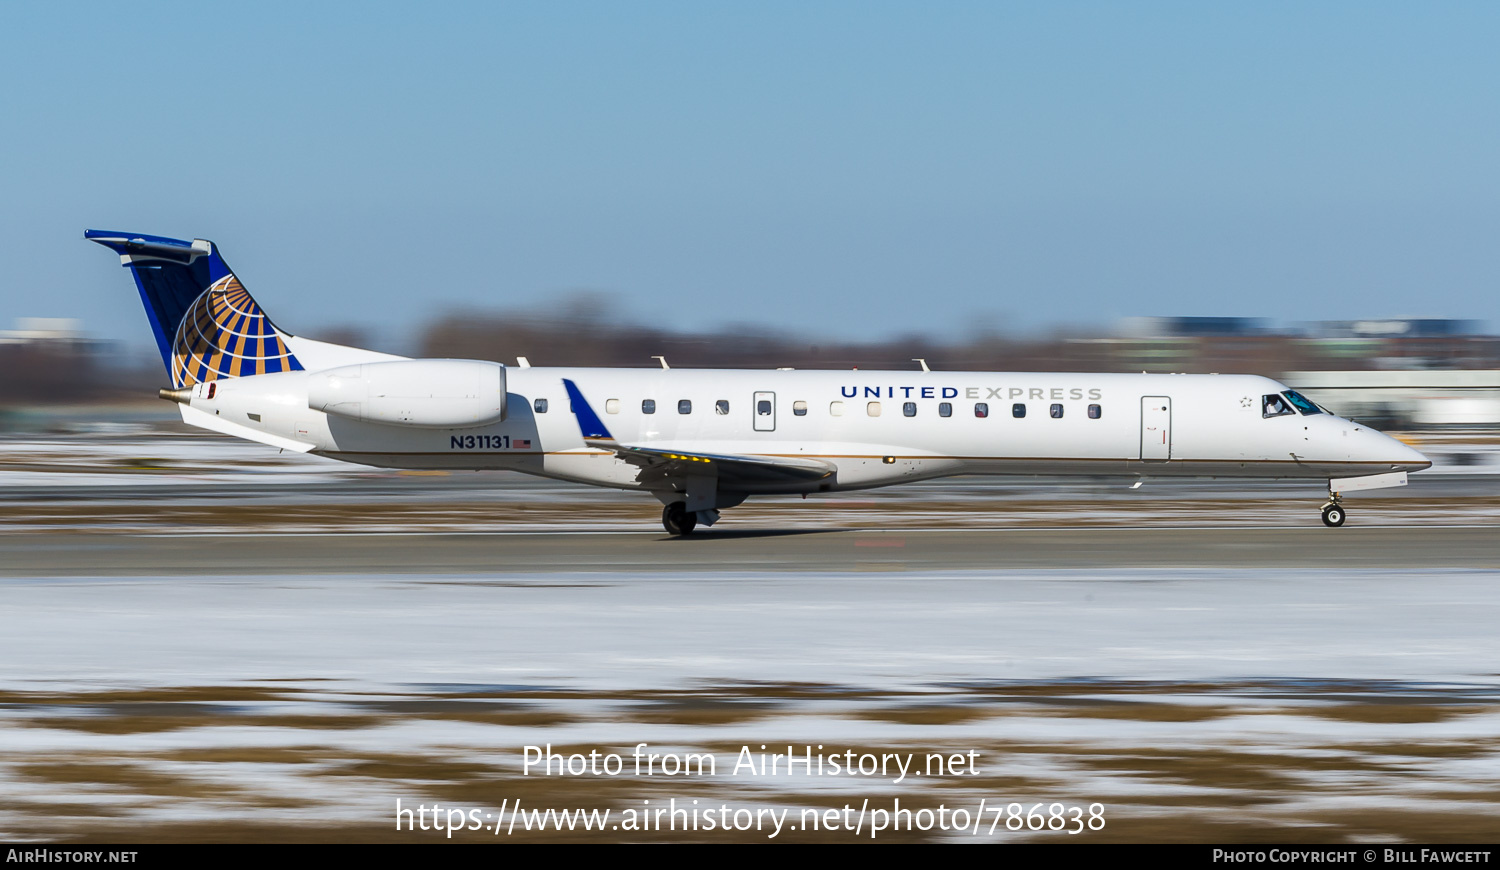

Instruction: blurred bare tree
[416,292,1437,373]
[6,295,1498,410]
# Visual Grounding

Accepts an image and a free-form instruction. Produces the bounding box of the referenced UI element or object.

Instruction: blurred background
[5,308,1497,436]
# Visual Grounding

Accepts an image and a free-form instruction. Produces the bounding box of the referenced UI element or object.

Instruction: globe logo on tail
[171,275,301,387]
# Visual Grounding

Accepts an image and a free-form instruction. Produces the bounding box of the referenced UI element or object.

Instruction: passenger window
[1088,404,1101,419]
[716,400,730,415]
[903,402,917,417]
[678,399,692,414]
[642,399,656,414]
[793,401,808,416]
[605,399,620,415]
[1262,394,1295,418]
[1050,403,1063,418]
[867,401,882,417]
[830,401,845,416]
[534,398,548,414]
[1012,403,1026,418]
[974,402,988,418]
[757,400,772,415]
[939,402,952,417]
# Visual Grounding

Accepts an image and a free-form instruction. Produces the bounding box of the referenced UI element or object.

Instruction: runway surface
[3,525,1500,577]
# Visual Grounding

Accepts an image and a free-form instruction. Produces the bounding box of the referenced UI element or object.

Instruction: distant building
[0,317,87,346]
[1308,318,1484,339]
[1117,316,1272,339]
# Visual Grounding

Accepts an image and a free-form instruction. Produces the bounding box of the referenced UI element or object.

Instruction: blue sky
[3,2,1498,351]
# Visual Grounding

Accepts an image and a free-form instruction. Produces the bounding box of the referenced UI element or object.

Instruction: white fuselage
[182,366,1431,496]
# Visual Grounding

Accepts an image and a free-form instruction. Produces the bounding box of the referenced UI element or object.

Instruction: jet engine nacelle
[307,359,506,428]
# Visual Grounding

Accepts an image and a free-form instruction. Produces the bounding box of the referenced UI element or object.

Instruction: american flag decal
[515,439,531,449]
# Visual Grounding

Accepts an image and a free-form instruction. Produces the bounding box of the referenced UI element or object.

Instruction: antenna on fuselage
[912,358,931,372]
[652,355,670,369]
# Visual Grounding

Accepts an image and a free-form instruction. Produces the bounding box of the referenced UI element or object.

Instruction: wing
[610,443,835,486]
[561,378,835,486]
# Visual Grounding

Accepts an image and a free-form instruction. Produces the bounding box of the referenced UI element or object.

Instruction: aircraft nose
[1380,433,1431,471]
[1396,440,1431,471]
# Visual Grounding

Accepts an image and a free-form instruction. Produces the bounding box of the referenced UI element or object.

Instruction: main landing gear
[658,484,733,536]
[662,501,697,536]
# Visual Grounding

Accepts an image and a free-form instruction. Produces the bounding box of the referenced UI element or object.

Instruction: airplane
[86,229,1431,535]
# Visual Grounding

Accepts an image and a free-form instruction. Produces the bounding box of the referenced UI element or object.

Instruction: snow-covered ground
[2,568,1497,691]
[1,566,1498,841]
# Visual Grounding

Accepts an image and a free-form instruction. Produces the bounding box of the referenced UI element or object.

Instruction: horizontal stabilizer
[178,405,315,453]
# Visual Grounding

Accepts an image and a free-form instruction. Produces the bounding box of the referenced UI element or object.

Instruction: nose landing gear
[1320,480,1347,527]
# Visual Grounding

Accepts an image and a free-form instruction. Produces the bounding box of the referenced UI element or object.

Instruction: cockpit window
[1281,390,1322,415]
[1262,394,1295,418]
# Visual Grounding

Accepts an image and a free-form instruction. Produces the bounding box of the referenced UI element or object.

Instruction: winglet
[562,378,615,443]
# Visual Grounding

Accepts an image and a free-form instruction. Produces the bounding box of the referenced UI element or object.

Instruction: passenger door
[1141,396,1171,461]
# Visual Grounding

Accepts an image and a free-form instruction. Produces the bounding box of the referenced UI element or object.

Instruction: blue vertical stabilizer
[85,230,302,387]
